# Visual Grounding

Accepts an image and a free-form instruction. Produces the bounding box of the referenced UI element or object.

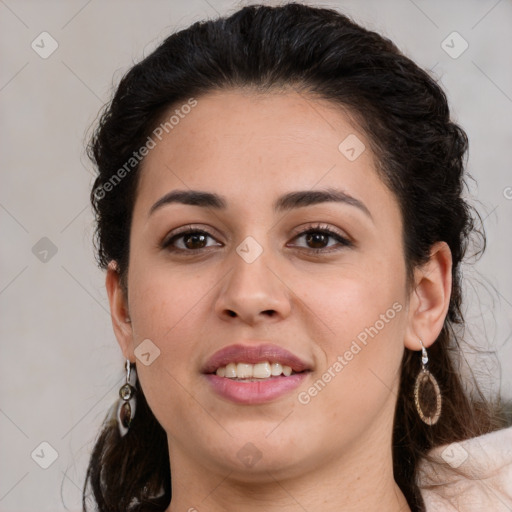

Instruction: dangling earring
[414,338,442,426]
[117,359,136,436]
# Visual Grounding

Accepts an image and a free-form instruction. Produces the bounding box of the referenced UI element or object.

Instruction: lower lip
[204,373,309,404]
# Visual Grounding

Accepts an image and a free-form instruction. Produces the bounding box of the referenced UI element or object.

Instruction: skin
[106,89,452,511]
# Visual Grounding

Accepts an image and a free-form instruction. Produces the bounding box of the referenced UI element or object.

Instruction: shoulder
[417,426,512,511]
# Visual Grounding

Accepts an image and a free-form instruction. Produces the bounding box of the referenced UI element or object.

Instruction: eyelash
[161,223,353,255]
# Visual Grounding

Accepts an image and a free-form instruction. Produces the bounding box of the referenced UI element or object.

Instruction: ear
[105,261,134,360]
[404,241,452,351]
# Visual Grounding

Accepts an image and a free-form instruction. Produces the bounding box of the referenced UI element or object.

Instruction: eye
[161,223,352,255]
[162,226,222,252]
[289,224,352,254]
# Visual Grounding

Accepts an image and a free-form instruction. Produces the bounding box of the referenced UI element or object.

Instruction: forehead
[133,89,398,223]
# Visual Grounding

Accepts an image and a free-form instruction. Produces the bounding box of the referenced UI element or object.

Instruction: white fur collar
[417,425,512,511]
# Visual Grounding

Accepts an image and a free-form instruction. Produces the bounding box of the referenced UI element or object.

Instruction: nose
[214,246,292,326]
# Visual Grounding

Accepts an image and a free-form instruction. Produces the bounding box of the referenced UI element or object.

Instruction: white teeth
[215,361,294,379]
[224,362,237,378]
[236,363,253,379]
[253,362,271,378]
[270,362,283,376]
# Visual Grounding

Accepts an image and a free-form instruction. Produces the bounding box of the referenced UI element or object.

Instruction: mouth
[214,361,298,380]
[202,343,312,404]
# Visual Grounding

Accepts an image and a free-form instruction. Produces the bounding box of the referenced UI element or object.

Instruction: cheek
[127,266,209,432]
[303,255,405,348]
[126,264,209,388]
[300,260,407,413]
[128,261,210,339]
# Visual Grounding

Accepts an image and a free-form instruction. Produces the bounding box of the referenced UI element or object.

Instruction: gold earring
[414,338,441,425]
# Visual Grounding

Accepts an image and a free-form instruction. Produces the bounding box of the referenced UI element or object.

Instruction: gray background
[1,0,511,510]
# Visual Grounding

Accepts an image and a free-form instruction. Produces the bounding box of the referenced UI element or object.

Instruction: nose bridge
[214,232,291,323]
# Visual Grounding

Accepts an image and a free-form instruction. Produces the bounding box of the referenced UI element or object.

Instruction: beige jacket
[418,425,512,511]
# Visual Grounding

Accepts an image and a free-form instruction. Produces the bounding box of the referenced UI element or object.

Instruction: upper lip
[202,343,312,374]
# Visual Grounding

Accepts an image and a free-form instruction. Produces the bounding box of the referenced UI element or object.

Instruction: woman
[84,3,511,511]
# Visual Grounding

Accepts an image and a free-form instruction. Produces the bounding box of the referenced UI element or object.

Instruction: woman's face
[117,89,413,479]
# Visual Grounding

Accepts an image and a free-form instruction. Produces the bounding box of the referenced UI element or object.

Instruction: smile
[203,343,312,404]
[215,361,294,379]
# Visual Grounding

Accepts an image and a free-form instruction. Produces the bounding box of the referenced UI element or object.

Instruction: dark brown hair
[85,3,506,511]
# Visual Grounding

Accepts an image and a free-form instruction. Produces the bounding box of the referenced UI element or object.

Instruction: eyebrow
[149,187,373,221]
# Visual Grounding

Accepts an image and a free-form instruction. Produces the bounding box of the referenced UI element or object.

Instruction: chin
[200,432,318,481]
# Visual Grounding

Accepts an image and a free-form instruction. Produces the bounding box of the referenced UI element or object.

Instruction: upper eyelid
[289,225,353,247]
[162,223,351,248]
[162,224,222,241]
[290,223,347,238]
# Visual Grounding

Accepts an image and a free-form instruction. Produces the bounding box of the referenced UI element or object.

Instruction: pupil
[307,233,327,248]
[185,233,206,249]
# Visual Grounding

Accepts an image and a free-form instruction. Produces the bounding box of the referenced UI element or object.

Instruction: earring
[414,338,442,426]
[117,359,136,437]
